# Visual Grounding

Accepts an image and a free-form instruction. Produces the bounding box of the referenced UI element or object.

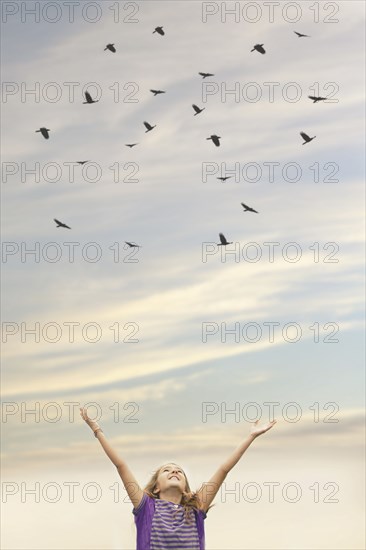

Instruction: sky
[1,1,365,549]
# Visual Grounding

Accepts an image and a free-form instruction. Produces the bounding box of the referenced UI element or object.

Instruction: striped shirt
[133,492,206,550]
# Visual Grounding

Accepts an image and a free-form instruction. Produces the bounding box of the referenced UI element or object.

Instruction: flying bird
[153,26,164,35]
[77,160,89,165]
[125,241,141,248]
[251,44,266,54]
[300,131,316,144]
[294,31,309,38]
[143,121,156,132]
[199,72,214,78]
[104,43,116,52]
[217,233,233,246]
[241,202,258,213]
[36,127,50,139]
[207,134,221,147]
[217,176,232,181]
[192,104,205,115]
[308,95,328,103]
[83,91,98,104]
[54,218,71,229]
[125,143,138,148]
[150,89,166,96]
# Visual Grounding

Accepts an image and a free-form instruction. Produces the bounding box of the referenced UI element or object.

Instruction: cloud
[3,407,364,475]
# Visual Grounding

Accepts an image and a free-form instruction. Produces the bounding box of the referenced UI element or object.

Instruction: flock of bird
[36,27,329,248]
[54,216,141,248]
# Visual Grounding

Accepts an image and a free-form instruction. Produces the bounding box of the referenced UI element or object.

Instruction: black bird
[308,95,328,103]
[77,160,89,165]
[150,89,166,96]
[144,121,156,133]
[83,91,98,104]
[125,143,138,148]
[54,218,71,229]
[300,131,316,144]
[192,104,205,115]
[251,44,266,54]
[153,26,164,35]
[294,31,309,38]
[104,43,116,52]
[241,202,258,213]
[125,241,141,248]
[207,134,221,147]
[217,233,233,246]
[36,127,50,139]
[199,72,214,78]
[217,176,232,181]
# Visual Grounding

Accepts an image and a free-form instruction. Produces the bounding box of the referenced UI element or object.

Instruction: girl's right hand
[80,407,100,431]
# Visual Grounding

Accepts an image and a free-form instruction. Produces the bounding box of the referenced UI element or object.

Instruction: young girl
[80,407,276,550]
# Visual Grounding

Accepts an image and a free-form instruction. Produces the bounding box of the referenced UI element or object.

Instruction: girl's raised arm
[80,407,144,509]
[197,419,276,513]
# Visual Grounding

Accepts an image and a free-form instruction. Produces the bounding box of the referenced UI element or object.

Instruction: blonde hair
[143,463,213,522]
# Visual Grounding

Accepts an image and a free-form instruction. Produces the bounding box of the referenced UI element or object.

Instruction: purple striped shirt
[133,493,206,550]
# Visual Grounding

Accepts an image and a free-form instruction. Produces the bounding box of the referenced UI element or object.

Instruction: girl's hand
[250,419,277,437]
[80,407,100,431]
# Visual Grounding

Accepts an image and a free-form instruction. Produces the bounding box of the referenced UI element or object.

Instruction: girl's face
[154,463,187,495]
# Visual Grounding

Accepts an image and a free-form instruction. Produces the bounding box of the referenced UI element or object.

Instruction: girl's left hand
[250,419,277,437]
[80,407,100,432]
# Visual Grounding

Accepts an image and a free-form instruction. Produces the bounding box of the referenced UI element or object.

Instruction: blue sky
[1,1,365,549]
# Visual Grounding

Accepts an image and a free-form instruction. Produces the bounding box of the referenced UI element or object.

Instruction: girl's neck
[158,490,182,505]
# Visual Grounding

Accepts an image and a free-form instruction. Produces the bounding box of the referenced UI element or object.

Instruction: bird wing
[253,45,265,53]
[300,132,310,141]
[219,233,226,245]
[54,218,61,225]
[241,203,249,209]
[308,96,317,100]
[143,121,152,130]
[192,104,200,113]
[85,91,92,102]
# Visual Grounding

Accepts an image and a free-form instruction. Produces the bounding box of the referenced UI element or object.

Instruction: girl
[80,407,276,549]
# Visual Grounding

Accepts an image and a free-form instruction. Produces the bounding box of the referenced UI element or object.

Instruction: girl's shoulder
[133,491,155,515]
